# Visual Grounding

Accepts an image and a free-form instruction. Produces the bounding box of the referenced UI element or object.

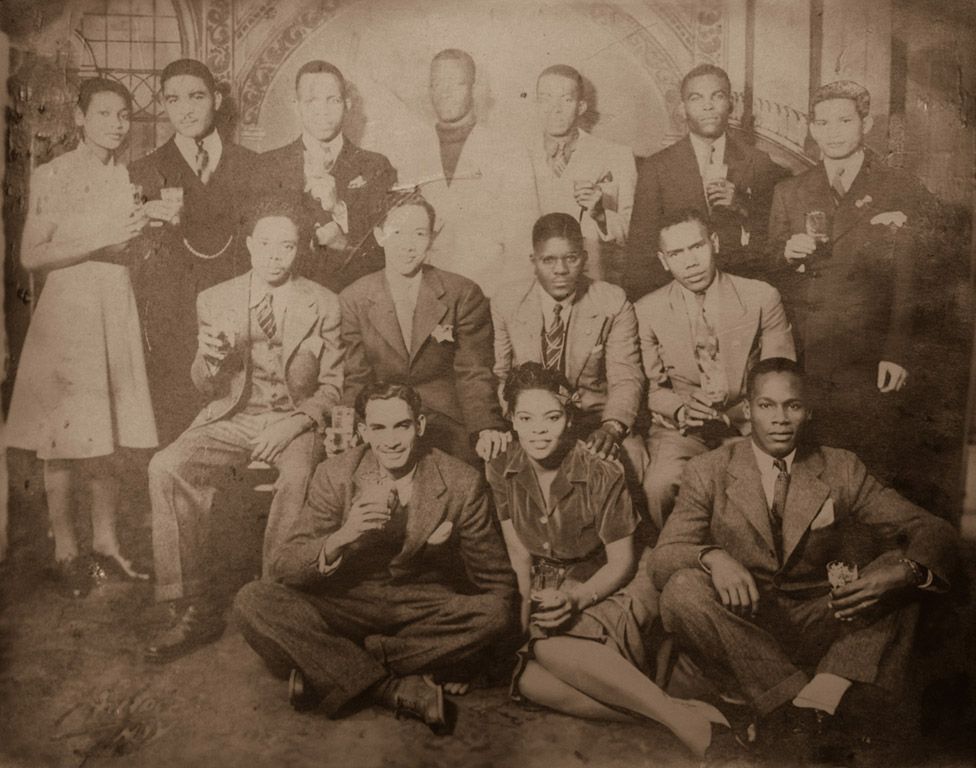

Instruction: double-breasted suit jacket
[634,271,795,434]
[257,137,397,293]
[625,133,788,301]
[190,273,344,430]
[490,277,644,430]
[339,266,505,458]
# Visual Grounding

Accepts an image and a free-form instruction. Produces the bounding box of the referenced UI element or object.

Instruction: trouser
[234,579,513,716]
[659,554,919,716]
[149,411,322,602]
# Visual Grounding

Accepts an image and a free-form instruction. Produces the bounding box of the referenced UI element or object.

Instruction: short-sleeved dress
[486,440,654,697]
[6,144,158,459]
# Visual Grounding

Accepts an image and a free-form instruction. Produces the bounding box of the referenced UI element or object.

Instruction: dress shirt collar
[385,268,424,297]
[822,149,865,193]
[536,281,576,323]
[174,129,222,173]
[390,465,418,507]
[677,270,721,318]
[543,127,580,159]
[302,132,344,166]
[249,272,294,308]
[689,131,726,173]
[751,440,797,475]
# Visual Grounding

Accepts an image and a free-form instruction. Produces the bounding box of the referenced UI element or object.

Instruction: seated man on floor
[145,197,343,663]
[651,357,958,763]
[234,381,517,734]
[635,208,794,528]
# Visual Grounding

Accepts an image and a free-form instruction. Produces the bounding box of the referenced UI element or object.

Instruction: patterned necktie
[543,303,565,372]
[195,138,210,182]
[830,167,846,204]
[256,292,277,340]
[770,457,790,558]
[550,140,568,178]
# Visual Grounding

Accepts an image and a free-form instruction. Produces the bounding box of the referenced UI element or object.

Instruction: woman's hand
[530,589,578,631]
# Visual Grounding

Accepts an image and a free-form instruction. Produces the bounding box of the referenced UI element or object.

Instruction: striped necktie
[830,167,846,204]
[256,292,277,340]
[543,303,565,372]
[195,138,210,182]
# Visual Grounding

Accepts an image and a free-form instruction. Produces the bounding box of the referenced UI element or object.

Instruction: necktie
[693,293,728,403]
[256,292,277,340]
[195,138,210,182]
[543,303,565,372]
[320,145,335,174]
[550,140,568,178]
[830,167,846,203]
[770,458,790,558]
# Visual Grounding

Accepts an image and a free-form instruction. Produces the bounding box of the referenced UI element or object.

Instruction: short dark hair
[810,80,871,120]
[532,212,583,251]
[243,196,304,239]
[502,362,578,419]
[355,380,424,422]
[746,357,803,399]
[657,207,712,251]
[431,48,476,81]
[680,63,731,100]
[160,58,217,94]
[379,190,436,232]
[78,77,132,113]
[295,60,348,100]
[537,64,584,97]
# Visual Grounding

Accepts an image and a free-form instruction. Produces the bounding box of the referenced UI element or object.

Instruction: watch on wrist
[899,557,926,587]
[601,419,628,440]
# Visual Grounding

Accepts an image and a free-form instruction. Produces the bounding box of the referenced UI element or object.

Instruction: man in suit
[625,64,787,301]
[143,199,343,663]
[234,381,516,733]
[131,58,259,444]
[340,192,509,465]
[528,65,637,285]
[651,357,957,761]
[768,80,937,487]
[258,60,397,293]
[635,209,794,528]
[387,49,538,298]
[491,212,650,505]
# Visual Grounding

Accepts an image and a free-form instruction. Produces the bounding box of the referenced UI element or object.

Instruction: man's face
[682,73,731,139]
[745,370,810,458]
[247,216,299,286]
[296,72,347,143]
[161,74,220,140]
[358,397,426,474]
[536,73,585,138]
[809,98,872,161]
[430,58,474,124]
[375,204,432,278]
[532,235,586,301]
[657,220,718,294]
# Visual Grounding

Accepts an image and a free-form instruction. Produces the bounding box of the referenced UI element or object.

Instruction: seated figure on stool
[144,197,344,663]
[234,381,517,733]
[651,357,958,763]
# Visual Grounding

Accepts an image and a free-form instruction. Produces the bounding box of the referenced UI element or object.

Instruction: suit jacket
[491,277,644,429]
[257,136,397,293]
[529,129,637,283]
[625,133,788,301]
[634,271,795,433]
[390,122,539,298]
[271,444,517,599]
[767,150,932,381]
[651,439,958,595]
[339,265,505,436]
[189,273,343,429]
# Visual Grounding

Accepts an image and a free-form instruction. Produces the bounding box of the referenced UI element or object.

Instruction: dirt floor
[1,447,974,768]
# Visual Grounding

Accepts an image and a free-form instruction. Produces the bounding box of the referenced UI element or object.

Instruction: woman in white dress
[6,78,157,596]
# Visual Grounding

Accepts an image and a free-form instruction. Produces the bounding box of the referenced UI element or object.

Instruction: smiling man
[234,380,516,734]
[651,356,958,764]
[258,60,396,293]
[143,197,343,664]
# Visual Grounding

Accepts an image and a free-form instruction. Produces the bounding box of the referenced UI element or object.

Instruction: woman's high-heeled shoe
[91,551,150,581]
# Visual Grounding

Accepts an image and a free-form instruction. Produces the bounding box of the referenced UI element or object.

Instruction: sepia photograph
[0,0,973,766]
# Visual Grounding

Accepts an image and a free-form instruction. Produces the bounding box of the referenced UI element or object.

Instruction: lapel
[780,447,831,566]
[452,123,485,185]
[393,451,449,565]
[284,137,306,183]
[565,280,607,388]
[330,138,359,189]
[713,273,757,394]
[824,151,877,242]
[228,274,251,372]
[409,267,450,362]
[675,137,708,210]
[513,282,545,362]
[662,282,700,383]
[724,134,748,188]
[366,273,410,362]
[725,440,778,557]
[158,137,197,189]
[282,278,319,367]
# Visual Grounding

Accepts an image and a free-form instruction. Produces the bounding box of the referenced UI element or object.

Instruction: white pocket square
[347,175,367,189]
[425,521,453,545]
[810,499,835,530]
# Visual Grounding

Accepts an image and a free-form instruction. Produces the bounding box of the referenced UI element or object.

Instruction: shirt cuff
[317,540,343,575]
[698,546,722,574]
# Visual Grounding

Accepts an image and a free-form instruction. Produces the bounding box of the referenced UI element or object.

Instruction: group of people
[4,48,960,765]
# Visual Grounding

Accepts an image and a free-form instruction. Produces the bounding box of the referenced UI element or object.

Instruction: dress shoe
[91,551,150,582]
[288,668,321,712]
[144,603,224,664]
[376,674,450,735]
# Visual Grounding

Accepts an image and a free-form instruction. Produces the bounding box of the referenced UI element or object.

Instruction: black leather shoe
[378,674,450,735]
[288,668,321,712]
[145,604,224,664]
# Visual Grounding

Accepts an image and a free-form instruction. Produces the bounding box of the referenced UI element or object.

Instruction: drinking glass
[161,187,184,226]
[530,561,566,613]
[826,560,859,590]
[805,210,832,261]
